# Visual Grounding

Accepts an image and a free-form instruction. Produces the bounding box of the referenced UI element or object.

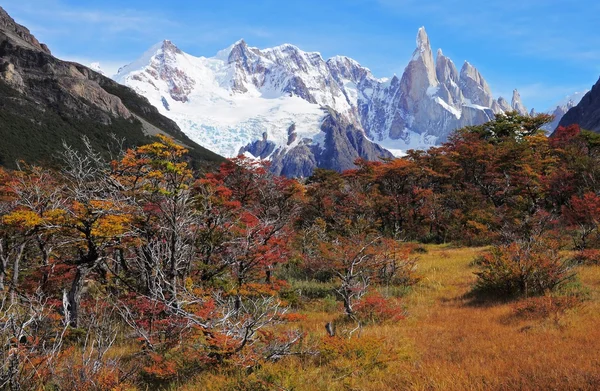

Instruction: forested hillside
[1,113,600,389]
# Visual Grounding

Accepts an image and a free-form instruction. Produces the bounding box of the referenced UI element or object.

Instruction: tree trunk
[9,243,25,304]
[342,285,353,317]
[0,261,6,292]
[67,264,89,328]
[67,241,99,327]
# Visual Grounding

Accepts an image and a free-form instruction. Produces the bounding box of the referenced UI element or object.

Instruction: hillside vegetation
[1,113,600,390]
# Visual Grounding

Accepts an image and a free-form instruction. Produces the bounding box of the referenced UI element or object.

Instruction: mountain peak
[416,27,430,51]
[0,6,51,54]
[407,26,436,74]
[461,61,473,71]
[497,96,512,112]
[459,61,493,107]
[160,39,182,54]
[511,89,528,116]
[227,39,254,65]
[327,55,366,72]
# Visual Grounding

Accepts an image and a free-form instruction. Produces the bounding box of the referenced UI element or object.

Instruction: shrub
[353,292,405,324]
[473,241,576,298]
[512,295,581,320]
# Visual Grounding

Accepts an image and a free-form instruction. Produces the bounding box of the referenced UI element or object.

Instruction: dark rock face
[287,124,297,146]
[239,132,276,159]
[271,145,318,178]
[317,110,393,172]
[558,78,600,133]
[282,76,317,104]
[0,6,222,168]
[265,109,393,177]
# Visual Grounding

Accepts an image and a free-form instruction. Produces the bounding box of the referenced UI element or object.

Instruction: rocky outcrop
[0,36,132,124]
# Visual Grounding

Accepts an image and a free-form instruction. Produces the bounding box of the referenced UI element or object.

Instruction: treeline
[0,112,598,389]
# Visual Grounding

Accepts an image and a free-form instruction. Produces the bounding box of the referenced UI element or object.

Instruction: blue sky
[3,0,599,110]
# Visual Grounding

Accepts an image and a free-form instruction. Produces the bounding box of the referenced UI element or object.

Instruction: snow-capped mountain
[114,27,525,176]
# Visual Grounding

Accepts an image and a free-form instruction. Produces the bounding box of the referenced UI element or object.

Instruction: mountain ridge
[114,28,528,175]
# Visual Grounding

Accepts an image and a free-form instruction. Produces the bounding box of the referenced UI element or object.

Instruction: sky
[2,0,600,111]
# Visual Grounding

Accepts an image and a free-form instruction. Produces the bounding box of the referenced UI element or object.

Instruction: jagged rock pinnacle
[459,61,493,107]
[511,89,528,116]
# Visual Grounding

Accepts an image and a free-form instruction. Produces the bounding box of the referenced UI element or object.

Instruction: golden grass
[178,246,600,390]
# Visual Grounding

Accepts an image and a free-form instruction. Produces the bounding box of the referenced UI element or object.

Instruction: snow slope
[115,40,350,157]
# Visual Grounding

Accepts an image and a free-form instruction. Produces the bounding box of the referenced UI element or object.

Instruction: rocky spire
[435,49,462,107]
[511,89,528,116]
[435,49,459,85]
[497,96,512,112]
[459,61,493,107]
[400,27,438,110]
[415,27,438,87]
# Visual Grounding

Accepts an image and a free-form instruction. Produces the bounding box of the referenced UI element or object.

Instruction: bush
[473,241,576,298]
[353,292,405,324]
[512,295,581,320]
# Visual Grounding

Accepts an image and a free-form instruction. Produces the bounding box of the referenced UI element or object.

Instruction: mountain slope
[0,7,223,169]
[558,79,600,133]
